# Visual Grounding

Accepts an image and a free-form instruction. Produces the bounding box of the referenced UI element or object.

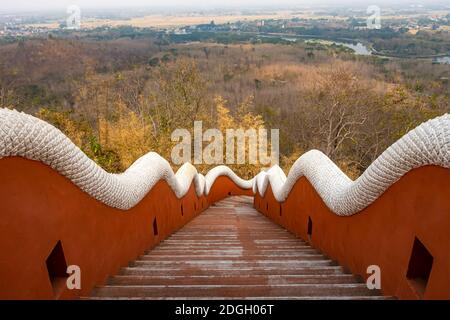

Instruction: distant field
[29,11,292,29]
[25,9,450,34]
[27,10,347,29]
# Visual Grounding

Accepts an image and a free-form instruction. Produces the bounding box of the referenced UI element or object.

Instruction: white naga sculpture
[1,108,449,215]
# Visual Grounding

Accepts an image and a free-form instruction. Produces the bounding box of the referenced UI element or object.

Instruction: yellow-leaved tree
[214,95,276,179]
[98,102,152,170]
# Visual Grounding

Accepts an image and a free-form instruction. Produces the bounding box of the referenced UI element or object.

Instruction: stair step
[91,284,382,298]
[107,274,360,285]
[151,245,313,250]
[129,260,335,268]
[89,196,389,300]
[169,232,291,235]
[167,234,299,237]
[145,249,318,255]
[87,296,394,300]
[138,254,323,261]
[161,240,302,243]
[120,266,346,276]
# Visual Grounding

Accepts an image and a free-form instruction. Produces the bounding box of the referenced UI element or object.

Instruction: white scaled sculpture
[1,108,449,215]
[254,114,450,216]
[204,165,253,195]
[0,108,253,210]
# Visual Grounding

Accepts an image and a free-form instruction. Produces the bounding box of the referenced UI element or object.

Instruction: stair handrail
[0,108,253,210]
[254,114,450,215]
[1,108,449,215]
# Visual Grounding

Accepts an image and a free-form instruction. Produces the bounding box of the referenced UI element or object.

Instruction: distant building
[173,28,187,35]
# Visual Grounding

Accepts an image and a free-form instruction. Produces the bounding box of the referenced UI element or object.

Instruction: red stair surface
[88,196,391,300]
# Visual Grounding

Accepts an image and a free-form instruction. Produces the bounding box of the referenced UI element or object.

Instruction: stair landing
[89,196,390,300]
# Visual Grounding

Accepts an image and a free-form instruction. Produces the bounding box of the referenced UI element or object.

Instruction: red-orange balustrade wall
[254,166,450,300]
[0,157,252,299]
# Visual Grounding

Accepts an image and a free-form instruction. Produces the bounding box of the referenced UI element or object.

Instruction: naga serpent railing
[0,108,449,299]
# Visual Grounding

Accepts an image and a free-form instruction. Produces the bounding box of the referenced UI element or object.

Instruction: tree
[148,57,160,67]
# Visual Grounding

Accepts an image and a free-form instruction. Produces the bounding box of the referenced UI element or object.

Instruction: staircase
[89,196,391,300]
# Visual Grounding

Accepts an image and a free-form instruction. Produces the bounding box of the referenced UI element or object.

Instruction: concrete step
[89,196,389,300]
[129,260,335,269]
[120,266,347,277]
[159,242,307,246]
[87,295,394,300]
[138,254,323,261]
[91,284,382,298]
[144,249,318,255]
[107,274,360,286]
[167,232,302,242]
[151,245,313,250]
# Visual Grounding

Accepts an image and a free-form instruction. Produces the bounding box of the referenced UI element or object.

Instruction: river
[304,39,372,56]
[435,56,450,65]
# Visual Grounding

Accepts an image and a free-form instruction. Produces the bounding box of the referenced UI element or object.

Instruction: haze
[2,0,449,13]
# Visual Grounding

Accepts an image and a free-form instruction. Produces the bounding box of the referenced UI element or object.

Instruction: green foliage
[148,57,160,67]
[86,136,122,172]
[36,108,123,172]
[223,73,234,82]
[162,54,172,63]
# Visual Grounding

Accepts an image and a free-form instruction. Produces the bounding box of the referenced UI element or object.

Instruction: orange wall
[2,156,448,300]
[0,157,250,299]
[254,166,450,300]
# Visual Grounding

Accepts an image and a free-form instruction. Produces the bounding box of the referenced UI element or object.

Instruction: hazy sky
[1,0,448,12]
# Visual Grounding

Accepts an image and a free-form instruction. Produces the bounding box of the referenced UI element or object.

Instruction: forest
[1,33,449,179]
